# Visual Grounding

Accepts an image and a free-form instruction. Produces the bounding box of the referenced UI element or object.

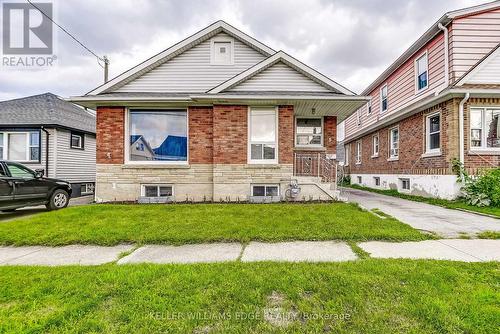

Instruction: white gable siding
[228,62,331,92]
[465,49,500,84]
[115,33,266,93]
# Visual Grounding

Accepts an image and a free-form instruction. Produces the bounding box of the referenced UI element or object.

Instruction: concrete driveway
[345,188,500,238]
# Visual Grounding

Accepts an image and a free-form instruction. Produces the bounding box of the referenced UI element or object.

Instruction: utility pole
[103,56,110,83]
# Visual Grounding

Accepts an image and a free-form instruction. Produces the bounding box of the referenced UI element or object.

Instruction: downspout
[437,23,450,92]
[459,92,470,174]
[41,127,50,177]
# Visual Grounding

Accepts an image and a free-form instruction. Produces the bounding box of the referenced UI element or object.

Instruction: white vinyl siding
[228,62,331,92]
[55,129,96,183]
[464,48,500,84]
[115,33,266,93]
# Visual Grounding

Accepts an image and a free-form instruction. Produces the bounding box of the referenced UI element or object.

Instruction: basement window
[374,177,380,186]
[141,184,173,198]
[357,176,362,184]
[252,185,279,197]
[400,178,410,191]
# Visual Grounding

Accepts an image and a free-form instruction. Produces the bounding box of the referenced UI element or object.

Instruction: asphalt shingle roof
[0,93,95,133]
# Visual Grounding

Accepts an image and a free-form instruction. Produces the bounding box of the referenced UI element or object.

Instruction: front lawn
[0,203,428,246]
[349,184,500,218]
[0,260,498,333]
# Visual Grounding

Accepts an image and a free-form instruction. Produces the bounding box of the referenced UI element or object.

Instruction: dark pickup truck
[0,161,72,212]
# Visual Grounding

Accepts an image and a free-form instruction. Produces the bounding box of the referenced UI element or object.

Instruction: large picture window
[129,110,187,162]
[249,107,277,163]
[0,131,40,162]
[296,118,323,147]
[470,108,500,150]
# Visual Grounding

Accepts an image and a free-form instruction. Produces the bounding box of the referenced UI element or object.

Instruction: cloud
[0,0,488,100]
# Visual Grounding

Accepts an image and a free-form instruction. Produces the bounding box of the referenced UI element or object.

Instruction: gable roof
[87,21,275,95]
[362,0,500,95]
[208,51,355,95]
[0,93,95,133]
[455,42,500,85]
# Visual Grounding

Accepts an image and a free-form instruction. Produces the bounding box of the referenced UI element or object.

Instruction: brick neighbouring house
[71,21,368,203]
[343,1,500,200]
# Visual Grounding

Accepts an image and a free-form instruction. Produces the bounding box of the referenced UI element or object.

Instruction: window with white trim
[249,108,277,163]
[372,134,379,157]
[345,144,349,166]
[380,84,388,112]
[252,185,279,197]
[367,100,372,114]
[356,110,361,126]
[470,108,500,149]
[389,127,399,158]
[296,118,323,147]
[70,131,84,149]
[355,140,362,164]
[426,113,440,153]
[141,184,173,198]
[0,131,40,162]
[129,110,188,162]
[416,52,428,91]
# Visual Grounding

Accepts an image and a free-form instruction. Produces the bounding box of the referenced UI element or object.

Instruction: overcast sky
[0,0,489,101]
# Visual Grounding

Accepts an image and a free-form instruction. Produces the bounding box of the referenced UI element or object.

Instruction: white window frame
[124,108,189,165]
[70,132,84,149]
[469,107,500,152]
[425,112,441,154]
[372,133,379,157]
[356,110,361,126]
[248,106,279,164]
[367,100,372,115]
[380,84,388,113]
[81,183,95,195]
[251,184,280,197]
[0,131,40,162]
[140,184,174,198]
[388,126,399,160]
[295,116,324,148]
[415,51,429,92]
[210,36,234,65]
[355,140,362,164]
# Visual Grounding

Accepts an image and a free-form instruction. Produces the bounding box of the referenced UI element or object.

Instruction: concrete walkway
[346,188,500,238]
[0,239,499,265]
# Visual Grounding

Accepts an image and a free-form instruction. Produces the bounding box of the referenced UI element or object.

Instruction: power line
[26,0,106,68]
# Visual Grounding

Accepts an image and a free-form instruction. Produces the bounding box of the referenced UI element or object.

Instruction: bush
[460,168,500,207]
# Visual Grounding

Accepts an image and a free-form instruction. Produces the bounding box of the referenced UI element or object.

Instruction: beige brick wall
[96,163,297,202]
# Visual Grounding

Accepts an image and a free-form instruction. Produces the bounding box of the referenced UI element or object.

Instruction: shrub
[454,160,500,207]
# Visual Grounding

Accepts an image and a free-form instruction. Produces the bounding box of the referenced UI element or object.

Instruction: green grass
[349,184,500,218]
[477,231,500,239]
[0,203,428,246]
[0,261,498,333]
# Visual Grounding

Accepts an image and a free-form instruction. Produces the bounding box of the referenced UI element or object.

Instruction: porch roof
[69,92,369,122]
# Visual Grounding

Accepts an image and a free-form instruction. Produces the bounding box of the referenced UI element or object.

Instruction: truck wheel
[46,189,69,210]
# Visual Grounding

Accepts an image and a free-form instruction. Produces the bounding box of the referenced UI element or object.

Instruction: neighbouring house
[70,21,368,203]
[344,1,500,200]
[0,93,96,197]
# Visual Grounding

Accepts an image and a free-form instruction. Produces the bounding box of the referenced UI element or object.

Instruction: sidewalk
[0,239,498,266]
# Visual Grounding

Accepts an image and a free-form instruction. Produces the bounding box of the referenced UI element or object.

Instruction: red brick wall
[188,106,213,164]
[347,100,455,175]
[96,106,125,164]
[213,105,248,164]
[324,116,337,154]
[278,105,294,163]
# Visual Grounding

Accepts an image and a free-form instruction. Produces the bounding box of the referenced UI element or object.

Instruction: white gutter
[459,92,470,166]
[437,23,450,92]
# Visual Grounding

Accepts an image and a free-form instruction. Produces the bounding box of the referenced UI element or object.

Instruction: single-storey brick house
[344,1,500,199]
[71,21,367,203]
